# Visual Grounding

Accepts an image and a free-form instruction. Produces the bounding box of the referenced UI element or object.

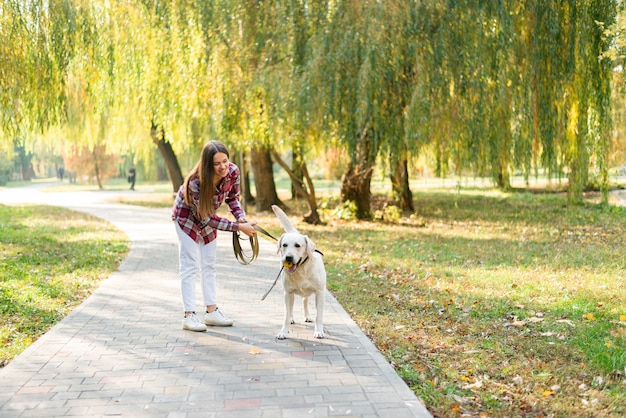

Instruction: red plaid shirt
[172,162,246,244]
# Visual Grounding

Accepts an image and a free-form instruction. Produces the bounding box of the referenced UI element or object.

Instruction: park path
[0,183,431,418]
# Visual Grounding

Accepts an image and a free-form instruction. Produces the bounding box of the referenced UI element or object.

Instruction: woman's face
[213,152,229,183]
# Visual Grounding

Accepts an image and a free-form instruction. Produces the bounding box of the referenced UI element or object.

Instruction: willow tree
[209,0,312,212]
[205,1,273,211]
[311,0,418,219]
[405,0,616,204]
[261,0,336,223]
[0,0,73,171]
[116,0,207,192]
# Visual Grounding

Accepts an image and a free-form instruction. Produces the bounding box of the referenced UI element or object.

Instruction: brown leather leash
[232,224,279,265]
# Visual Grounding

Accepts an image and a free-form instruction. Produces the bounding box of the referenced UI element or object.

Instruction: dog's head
[277,232,316,273]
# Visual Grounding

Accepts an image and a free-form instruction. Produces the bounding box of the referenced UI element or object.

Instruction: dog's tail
[271,205,298,233]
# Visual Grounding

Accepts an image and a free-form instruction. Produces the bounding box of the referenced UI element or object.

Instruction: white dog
[271,205,326,339]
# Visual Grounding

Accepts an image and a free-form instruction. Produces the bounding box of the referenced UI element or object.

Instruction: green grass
[0,204,129,367]
[298,191,626,418]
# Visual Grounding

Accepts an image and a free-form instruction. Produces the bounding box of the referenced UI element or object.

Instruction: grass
[302,191,626,418]
[0,204,129,367]
[1,179,625,417]
[245,189,626,417]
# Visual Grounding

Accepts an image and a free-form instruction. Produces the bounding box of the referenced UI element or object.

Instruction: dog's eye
[295,243,301,248]
[282,243,288,247]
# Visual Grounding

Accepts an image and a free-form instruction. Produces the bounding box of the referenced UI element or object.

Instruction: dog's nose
[285,255,294,263]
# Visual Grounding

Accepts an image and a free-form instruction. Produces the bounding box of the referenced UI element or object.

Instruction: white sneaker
[182,313,207,332]
[204,308,233,326]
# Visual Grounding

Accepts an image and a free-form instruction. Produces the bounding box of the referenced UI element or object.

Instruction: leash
[232,224,279,265]
[231,224,282,300]
[261,267,283,301]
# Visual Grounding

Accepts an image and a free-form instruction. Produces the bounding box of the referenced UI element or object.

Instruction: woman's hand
[238,222,257,237]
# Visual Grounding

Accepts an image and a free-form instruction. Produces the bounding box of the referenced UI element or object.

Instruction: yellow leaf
[619,314,626,322]
[542,390,555,397]
[582,313,595,320]
[248,347,262,355]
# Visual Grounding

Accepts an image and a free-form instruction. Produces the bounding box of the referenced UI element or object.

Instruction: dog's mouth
[282,261,298,273]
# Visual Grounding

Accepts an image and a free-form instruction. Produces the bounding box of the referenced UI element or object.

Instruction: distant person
[58,166,64,181]
[171,140,257,331]
[128,165,136,190]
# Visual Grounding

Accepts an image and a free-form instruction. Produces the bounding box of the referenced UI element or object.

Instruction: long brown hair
[183,140,230,219]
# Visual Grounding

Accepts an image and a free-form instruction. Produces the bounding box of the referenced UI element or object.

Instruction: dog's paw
[276,332,288,340]
[313,330,325,339]
[305,317,313,323]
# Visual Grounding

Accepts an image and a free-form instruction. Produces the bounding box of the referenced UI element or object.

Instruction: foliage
[0,152,13,185]
[0,204,128,367]
[0,0,623,208]
[62,144,120,188]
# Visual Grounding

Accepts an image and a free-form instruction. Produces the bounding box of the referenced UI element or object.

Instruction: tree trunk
[234,150,254,209]
[93,148,103,190]
[271,149,321,224]
[341,161,374,220]
[390,150,414,212]
[291,148,305,200]
[15,144,33,181]
[250,145,281,212]
[150,119,184,193]
[341,127,377,220]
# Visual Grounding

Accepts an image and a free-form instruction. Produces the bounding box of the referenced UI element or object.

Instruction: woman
[172,140,257,332]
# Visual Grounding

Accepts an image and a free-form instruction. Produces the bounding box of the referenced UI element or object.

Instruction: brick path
[0,185,431,417]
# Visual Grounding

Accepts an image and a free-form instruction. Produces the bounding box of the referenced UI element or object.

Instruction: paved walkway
[0,184,431,418]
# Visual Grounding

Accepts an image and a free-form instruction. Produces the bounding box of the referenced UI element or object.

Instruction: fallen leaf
[557,319,576,327]
[542,390,555,397]
[620,314,626,322]
[527,317,544,323]
[248,347,262,355]
[582,313,596,321]
[462,379,483,389]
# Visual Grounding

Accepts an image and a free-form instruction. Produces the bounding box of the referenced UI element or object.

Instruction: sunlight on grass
[0,204,129,368]
[288,190,626,417]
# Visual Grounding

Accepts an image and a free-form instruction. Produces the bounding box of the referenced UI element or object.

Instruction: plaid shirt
[172,162,246,244]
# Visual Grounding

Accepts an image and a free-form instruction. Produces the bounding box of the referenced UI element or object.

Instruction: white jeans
[175,223,217,312]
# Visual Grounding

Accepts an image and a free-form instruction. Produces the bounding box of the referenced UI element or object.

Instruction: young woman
[172,140,257,331]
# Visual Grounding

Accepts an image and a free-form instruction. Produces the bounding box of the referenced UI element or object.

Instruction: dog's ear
[304,235,316,258]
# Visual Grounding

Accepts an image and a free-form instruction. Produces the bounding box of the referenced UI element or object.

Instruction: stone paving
[0,184,432,417]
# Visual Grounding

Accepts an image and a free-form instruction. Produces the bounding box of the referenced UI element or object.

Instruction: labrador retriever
[271,205,326,339]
